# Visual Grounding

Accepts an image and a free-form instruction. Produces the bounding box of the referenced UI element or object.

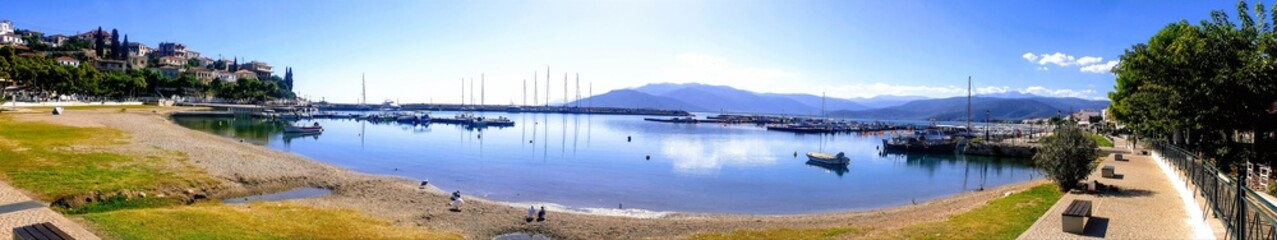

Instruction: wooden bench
[1062,200,1093,234]
[12,222,74,240]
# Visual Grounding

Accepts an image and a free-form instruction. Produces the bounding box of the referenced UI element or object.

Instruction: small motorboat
[284,122,324,134]
[806,152,850,165]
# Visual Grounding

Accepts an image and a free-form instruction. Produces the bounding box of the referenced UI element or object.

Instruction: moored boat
[285,122,324,134]
[806,152,850,165]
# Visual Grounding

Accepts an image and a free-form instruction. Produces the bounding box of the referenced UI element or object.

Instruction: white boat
[806,152,849,165]
[284,123,324,134]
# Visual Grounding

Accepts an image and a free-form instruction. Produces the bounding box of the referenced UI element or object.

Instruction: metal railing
[1152,140,1277,239]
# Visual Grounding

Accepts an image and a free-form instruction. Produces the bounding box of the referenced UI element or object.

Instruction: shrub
[1034,124,1098,191]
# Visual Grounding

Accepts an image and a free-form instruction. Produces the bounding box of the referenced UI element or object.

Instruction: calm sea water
[172,112,1040,214]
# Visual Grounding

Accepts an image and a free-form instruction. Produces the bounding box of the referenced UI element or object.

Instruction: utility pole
[967,76,972,133]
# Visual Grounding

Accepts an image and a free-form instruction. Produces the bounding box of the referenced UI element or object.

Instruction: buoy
[645,155,650,160]
[627,136,632,142]
[793,151,797,157]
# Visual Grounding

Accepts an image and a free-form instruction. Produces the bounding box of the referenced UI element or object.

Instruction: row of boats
[279,111,515,128]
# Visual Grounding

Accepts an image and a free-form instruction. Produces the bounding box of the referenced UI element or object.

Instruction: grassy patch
[688,227,859,240]
[61,195,185,215]
[1086,133,1114,147]
[877,184,1062,240]
[82,202,461,240]
[0,116,214,204]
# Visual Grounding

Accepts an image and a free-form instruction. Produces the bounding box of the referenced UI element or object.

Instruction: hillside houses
[0,19,287,86]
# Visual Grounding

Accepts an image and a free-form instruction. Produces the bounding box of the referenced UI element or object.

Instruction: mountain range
[568,83,1109,120]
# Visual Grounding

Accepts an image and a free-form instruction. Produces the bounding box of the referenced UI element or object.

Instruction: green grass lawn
[82,202,461,240]
[1086,133,1114,147]
[0,115,217,212]
[875,184,1062,240]
[686,184,1062,240]
[688,227,860,240]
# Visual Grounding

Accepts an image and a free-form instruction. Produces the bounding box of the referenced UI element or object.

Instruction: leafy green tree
[1110,1,1277,167]
[1035,124,1099,191]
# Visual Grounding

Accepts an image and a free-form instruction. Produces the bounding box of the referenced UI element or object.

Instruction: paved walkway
[0,181,98,240]
[1019,137,1204,239]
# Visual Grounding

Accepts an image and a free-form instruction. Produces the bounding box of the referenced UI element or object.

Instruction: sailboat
[806,92,849,165]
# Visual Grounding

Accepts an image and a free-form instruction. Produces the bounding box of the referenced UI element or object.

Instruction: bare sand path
[16,109,1046,239]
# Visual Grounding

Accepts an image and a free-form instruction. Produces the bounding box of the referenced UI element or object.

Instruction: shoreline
[15,108,1048,239]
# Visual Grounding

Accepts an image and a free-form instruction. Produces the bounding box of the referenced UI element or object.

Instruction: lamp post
[986,110,991,140]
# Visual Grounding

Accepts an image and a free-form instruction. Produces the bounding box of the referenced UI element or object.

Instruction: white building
[0,33,25,46]
[55,56,80,67]
[0,20,13,35]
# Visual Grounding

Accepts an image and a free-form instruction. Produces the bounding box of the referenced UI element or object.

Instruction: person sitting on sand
[450,194,465,211]
[537,206,546,221]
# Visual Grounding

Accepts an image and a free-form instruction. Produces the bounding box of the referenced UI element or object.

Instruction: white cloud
[1022,86,1101,99]
[822,83,1106,100]
[1035,52,1077,66]
[1022,52,1039,62]
[1079,60,1119,74]
[1076,56,1103,66]
[1020,52,1098,66]
[1036,66,1049,71]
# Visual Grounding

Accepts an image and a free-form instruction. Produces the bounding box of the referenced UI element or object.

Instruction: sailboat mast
[563,73,567,107]
[967,76,972,132]
[577,74,583,108]
[821,92,826,119]
[481,73,485,106]
[545,66,550,107]
[361,73,366,105]
[534,71,538,106]
[523,79,527,106]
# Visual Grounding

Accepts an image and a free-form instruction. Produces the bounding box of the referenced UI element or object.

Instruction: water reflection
[804,160,850,177]
[172,113,1041,214]
[661,137,777,175]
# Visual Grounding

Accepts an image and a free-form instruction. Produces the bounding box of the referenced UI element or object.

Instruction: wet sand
[15,109,1046,239]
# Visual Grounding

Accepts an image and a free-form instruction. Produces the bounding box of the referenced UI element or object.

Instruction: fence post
[1239,163,1248,240]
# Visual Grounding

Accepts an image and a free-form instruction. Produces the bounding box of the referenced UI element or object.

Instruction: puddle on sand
[223,187,332,204]
[493,233,553,240]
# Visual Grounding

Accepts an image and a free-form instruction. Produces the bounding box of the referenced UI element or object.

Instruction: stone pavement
[1018,137,1208,239]
[0,181,98,239]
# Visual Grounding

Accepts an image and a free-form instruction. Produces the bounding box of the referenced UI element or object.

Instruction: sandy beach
[14,109,1046,239]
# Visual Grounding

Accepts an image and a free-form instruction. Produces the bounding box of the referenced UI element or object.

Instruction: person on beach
[527,206,536,222]
[450,194,465,211]
[537,206,546,221]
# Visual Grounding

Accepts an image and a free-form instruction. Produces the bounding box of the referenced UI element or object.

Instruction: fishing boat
[643,116,698,123]
[806,152,850,165]
[881,128,958,153]
[284,122,324,134]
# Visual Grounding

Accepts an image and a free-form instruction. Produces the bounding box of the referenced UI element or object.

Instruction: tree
[1110,1,1277,168]
[284,67,293,91]
[1035,124,1099,191]
[109,29,120,59]
[93,27,105,58]
[121,35,130,61]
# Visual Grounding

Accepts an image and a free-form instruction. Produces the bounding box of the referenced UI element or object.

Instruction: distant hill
[581,83,868,115]
[829,96,1109,121]
[572,89,707,111]
[848,95,930,108]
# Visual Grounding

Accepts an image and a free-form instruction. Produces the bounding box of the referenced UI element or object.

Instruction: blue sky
[1,1,1229,103]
